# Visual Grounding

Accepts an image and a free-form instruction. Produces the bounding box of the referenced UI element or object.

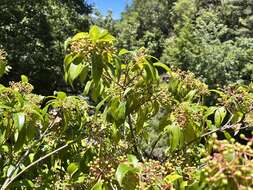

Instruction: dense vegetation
[0,0,92,94]
[0,0,253,189]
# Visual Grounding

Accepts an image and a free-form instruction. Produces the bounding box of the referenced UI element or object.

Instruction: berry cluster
[174,69,209,95]
[199,137,253,189]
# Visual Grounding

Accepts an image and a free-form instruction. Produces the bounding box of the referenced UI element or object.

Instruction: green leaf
[215,107,227,127]
[0,130,6,145]
[64,37,72,50]
[184,90,197,101]
[99,32,116,42]
[83,81,93,96]
[64,54,76,70]
[204,107,217,118]
[143,62,156,81]
[67,162,79,177]
[0,61,6,78]
[68,63,84,85]
[136,108,146,134]
[56,91,67,100]
[153,62,172,74]
[119,49,129,55]
[14,127,26,151]
[72,32,89,41]
[164,172,182,183]
[231,111,243,124]
[89,26,101,42]
[13,112,25,131]
[96,96,111,113]
[21,75,28,83]
[91,180,103,190]
[224,131,232,141]
[7,165,15,178]
[165,123,183,151]
[91,54,103,84]
[116,102,126,121]
[79,65,89,83]
[127,155,139,168]
[115,164,138,186]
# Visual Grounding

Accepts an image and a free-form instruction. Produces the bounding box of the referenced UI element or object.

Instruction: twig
[1,118,60,190]
[183,125,253,149]
[1,142,71,190]
[149,132,164,158]
[128,115,143,161]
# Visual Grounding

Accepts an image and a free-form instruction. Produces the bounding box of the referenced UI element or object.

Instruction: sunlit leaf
[67,162,79,177]
[215,107,227,127]
[13,112,25,131]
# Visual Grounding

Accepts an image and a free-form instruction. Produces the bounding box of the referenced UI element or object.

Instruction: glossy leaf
[13,112,25,131]
[215,107,227,127]
[115,163,138,186]
[67,162,79,177]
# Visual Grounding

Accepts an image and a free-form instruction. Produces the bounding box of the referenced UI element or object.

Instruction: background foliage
[0,0,92,94]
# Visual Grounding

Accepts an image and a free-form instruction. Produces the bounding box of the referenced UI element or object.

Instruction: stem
[149,132,163,158]
[128,115,143,161]
[183,125,252,149]
[1,118,61,190]
[1,143,71,190]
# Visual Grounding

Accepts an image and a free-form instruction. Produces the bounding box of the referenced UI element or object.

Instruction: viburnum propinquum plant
[0,26,252,189]
[62,26,253,189]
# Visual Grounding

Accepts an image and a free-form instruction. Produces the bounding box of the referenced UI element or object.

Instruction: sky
[87,0,131,19]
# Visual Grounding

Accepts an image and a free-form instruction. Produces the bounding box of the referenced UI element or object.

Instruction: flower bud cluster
[134,47,148,64]
[70,37,116,63]
[9,81,34,94]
